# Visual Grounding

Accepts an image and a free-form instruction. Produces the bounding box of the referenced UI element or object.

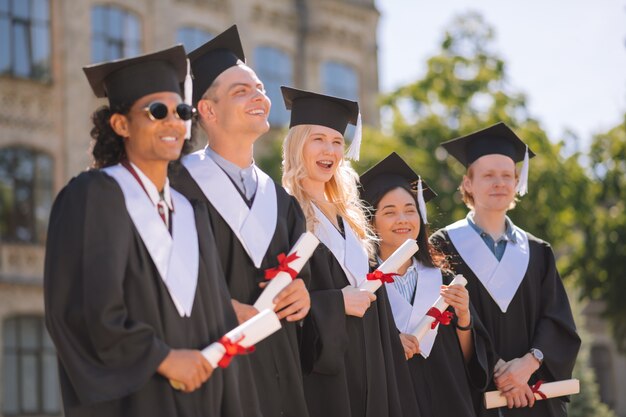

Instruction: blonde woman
[281,87,420,417]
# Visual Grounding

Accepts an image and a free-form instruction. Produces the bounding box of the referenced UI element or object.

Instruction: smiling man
[430,123,580,417]
[44,45,260,417]
[169,26,311,417]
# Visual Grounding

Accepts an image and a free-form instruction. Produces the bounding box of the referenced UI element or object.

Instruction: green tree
[575,116,626,352]
[568,287,616,417]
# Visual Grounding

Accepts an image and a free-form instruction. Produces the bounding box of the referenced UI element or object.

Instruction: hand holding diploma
[411,275,467,341]
[169,309,282,391]
[484,379,580,409]
[359,239,419,293]
[254,232,319,313]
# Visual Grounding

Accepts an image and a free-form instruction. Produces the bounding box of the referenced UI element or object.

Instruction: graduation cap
[188,25,245,105]
[83,45,187,110]
[281,86,363,161]
[360,152,437,223]
[440,122,536,196]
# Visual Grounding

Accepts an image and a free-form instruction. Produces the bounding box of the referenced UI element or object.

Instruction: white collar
[312,204,370,286]
[385,262,443,358]
[182,149,277,268]
[129,161,173,211]
[446,217,530,312]
[102,164,199,317]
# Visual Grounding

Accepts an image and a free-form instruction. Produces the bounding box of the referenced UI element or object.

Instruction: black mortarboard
[281,86,359,133]
[83,45,187,109]
[282,86,363,160]
[440,122,535,168]
[188,25,245,105]
[360,152,437,223]
[441,122,535,195]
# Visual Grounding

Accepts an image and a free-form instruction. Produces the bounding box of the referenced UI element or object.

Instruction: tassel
[345,112,362,161]
[417,176,428,224]
[516,145,529,196]
[184,58,193,140]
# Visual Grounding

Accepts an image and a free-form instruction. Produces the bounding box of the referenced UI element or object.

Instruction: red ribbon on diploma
[426,307,454,329]
[531,380,548,400]
[264,252,300,280]
[366,270,398,283]
[217,334,255,368]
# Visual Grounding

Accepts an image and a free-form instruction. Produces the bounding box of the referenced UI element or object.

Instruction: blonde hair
[282,125,377,257]
[459,164,519,210]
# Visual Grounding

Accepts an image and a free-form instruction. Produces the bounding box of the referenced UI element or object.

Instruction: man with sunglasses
[44,45,260,417]
[170,26,311,417]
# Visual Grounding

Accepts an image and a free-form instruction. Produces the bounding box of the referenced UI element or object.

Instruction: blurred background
[0,0,624,415]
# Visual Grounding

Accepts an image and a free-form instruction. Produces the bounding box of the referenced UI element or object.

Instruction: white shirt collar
[129,161,174,211]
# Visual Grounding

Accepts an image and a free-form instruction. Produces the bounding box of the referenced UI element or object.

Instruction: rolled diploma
[358,239,419,293]
[253,232,319,311]
[411,274,467,341]
[201,309,282,368]
[484,379,580,409]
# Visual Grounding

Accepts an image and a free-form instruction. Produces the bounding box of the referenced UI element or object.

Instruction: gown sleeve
[531,243,581,382]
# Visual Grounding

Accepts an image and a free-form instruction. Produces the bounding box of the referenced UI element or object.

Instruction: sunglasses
[142,102,195,121]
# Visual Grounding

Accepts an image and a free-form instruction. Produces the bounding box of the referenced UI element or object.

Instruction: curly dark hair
[370,184,449,271]
[90,105,129,169]
[90,104,197,169]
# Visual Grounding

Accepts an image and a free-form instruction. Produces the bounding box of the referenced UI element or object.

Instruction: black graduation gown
[44,170,261,417]
[298,243,421,417]
[398,269,493,417]
[430,229,581,417]
[170,165,310,417]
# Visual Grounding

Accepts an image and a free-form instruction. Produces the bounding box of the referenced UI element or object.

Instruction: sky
[376,0,626,145]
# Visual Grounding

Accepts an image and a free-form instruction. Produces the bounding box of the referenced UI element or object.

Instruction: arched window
[91,5,141,63]
[254,46,293,126]
[0,146,54,244]
[0,0,51,80]
[176,27,212,51]
[2,315,60,415]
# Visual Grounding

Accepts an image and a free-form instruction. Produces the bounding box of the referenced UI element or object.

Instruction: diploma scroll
[484,379,580,409]
[358,239,419,293]
[170,309,282,390]
[253,232,319,311]
[410,274,467,341]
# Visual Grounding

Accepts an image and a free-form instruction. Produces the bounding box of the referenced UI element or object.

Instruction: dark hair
[91,104,196,169]
[371,184,449,271]
[90,104,130,168]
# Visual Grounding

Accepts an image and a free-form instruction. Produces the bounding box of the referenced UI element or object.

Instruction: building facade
[2,1,626,417]
[0,0,379,415]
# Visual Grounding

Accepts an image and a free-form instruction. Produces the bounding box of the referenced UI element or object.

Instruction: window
[2,316,61,415]
[254,46,293,126]
[91,5,141,63]
[176,27,212,51]
[0,147,54,244]
[0,0,51,81]
[321,61,359,136]
[321,61,359,101]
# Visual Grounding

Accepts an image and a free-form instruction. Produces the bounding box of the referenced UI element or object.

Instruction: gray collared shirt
[205,146,257,200]
[467,212,517,261]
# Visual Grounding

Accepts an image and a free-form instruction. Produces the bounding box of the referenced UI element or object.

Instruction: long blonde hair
[282,124,376,257]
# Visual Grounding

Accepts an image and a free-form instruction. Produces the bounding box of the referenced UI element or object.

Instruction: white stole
[446,216,530,312]
[182,149,277,268]
[102,165,199,317]
[311,204,370,287]
[385,264,443,358]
